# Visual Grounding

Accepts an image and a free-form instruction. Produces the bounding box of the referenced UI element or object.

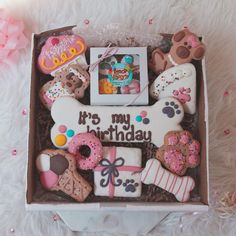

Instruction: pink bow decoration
[89,43,118,72]
[0,9,28,67]
[94,146,142,198]
[187,35,200,48]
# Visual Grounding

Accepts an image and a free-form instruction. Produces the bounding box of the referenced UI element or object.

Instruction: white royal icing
[94,147,142,198]
[141,159,195,202]
[149,63,196,114]
[50,96,184,148]
[36,154,51,172]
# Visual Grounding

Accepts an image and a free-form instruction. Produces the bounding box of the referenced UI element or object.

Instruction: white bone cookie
[50,96,184,148]
[141,159,195,202]
[150,63,196,114]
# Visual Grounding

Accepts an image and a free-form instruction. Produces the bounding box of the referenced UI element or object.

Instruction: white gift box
[94,146,142,198]
[90,47,149,105]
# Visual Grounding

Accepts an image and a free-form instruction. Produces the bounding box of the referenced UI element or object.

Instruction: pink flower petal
[0,48,10,59]
[16,33,28,48]
[7,21,24,36]
[4,36,18,50]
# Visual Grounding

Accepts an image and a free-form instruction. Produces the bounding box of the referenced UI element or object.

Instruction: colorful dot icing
[58,125,67,133]
[38,35,87,74]
[140,111,147,118]
[143,118,150,124]
[68,132,103,170]
[135,115,142,122]
[55,134,67,146]
[66,129,75,137]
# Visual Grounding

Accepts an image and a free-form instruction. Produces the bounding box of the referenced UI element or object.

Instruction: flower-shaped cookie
[156,130,200,176]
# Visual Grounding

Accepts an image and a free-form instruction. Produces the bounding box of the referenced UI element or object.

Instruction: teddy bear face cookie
[149,28,206,74]
[39,64,90,110]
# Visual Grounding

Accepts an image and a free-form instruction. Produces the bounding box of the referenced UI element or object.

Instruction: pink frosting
[40,170,58,189]
[167,135,179,145]
[188,154,199,166]
[68,132,103,170]
[189,140,200,154]
[164,149,185,174]
[179,132,190,144]
[38,35,87,74]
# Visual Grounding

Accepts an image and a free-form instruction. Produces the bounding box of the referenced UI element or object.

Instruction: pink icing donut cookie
[156,130,200,176]
[68,132,103,170]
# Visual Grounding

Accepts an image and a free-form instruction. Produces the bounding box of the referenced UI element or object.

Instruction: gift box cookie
[90,47,149,105]
[94,146,142,198]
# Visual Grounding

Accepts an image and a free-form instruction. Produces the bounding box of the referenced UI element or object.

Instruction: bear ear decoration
[192,46,206,60]
[172,30,186,42]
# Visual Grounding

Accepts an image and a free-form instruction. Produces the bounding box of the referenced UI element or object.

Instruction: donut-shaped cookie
[68,132,103,170]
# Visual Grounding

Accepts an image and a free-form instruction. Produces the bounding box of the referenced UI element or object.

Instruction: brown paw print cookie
[39,64,90,110]
[156,130,200,176]
[149,27,206,75]
[36,149,92,202]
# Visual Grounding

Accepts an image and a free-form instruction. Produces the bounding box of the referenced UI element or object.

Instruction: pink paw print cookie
[156,130,200,176]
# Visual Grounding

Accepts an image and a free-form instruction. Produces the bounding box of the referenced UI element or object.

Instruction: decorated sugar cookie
[50,96,184,148]
[39,64,90,110]
[36,149,92,202]
[38,34,87,75]
[68,132,103,170]
[156,130,200,176]
[141,159,195,202]
[149,28,206,74]
[94,146,142,198]
[150,63,196,114]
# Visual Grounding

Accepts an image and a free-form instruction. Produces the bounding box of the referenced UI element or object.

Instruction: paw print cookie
[156,130,200,176]
[39,64,90,110]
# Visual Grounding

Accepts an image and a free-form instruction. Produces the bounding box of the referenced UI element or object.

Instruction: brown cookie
[156,130,200,176]
[39,64,90,110]
[149,28,206,74]
[36,149,92,202]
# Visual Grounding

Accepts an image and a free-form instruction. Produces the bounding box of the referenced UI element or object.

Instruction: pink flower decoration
[0,9,28,67]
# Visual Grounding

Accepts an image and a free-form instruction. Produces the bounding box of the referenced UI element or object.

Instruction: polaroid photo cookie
[90,47,149,105]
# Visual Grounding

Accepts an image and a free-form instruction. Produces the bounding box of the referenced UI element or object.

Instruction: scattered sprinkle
[53,214,60,221]
[22,108,27,115]
[11,149,17,156]
[224,90,229,97]
[148,19,153,25]
[224,129,231,135]
[84,19,90,25]
[10,228,15,233]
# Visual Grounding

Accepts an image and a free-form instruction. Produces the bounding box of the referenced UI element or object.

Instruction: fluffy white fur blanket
[0,0,236,235]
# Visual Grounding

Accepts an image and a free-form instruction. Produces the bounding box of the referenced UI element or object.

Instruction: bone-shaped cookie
[150,63,196,114]
[50,96,184,148]
[141,159,195,202]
